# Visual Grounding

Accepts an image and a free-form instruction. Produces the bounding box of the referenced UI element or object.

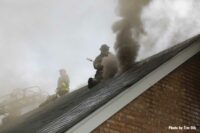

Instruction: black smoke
[113,0,150,73]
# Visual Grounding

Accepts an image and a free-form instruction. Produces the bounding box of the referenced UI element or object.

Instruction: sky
[0,0,118,96]
[0,0,200,96]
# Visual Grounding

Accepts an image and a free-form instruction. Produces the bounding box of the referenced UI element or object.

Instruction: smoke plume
[114,0,200,70]
[102,53,118,80]
[137,0,200,60]
[113,0,150,73]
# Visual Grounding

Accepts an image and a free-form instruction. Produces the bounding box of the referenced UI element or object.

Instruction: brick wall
[92,53,200,133]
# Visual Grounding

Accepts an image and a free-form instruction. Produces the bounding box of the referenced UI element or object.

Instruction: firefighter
[88,44,110,88]
[56,69,70,96]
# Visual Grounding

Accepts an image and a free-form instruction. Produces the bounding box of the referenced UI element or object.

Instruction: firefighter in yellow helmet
[56,69,70,96]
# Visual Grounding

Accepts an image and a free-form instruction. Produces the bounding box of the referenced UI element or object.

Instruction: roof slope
[1,35,200,133]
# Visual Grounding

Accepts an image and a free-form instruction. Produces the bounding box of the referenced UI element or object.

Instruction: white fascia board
[66,41,200,133]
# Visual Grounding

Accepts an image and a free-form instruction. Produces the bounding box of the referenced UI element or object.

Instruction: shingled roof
[1,34,200,133]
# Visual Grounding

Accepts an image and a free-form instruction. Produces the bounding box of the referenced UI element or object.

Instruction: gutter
[66,38,200,133]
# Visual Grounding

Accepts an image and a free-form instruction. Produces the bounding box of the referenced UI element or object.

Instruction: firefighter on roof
[88,44,110,88]
[56,69,70,96]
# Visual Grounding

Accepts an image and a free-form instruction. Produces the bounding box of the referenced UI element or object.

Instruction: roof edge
[67,38,200,133]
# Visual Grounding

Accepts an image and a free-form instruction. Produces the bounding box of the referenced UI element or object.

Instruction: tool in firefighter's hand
[86,58,93,62]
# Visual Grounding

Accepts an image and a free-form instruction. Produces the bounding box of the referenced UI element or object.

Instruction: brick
[92,53,200,133]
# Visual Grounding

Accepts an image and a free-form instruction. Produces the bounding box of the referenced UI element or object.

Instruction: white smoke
[0,0,199,97]
[0,44,43,94]
[137,0,200,60]
[102,53,118,80]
